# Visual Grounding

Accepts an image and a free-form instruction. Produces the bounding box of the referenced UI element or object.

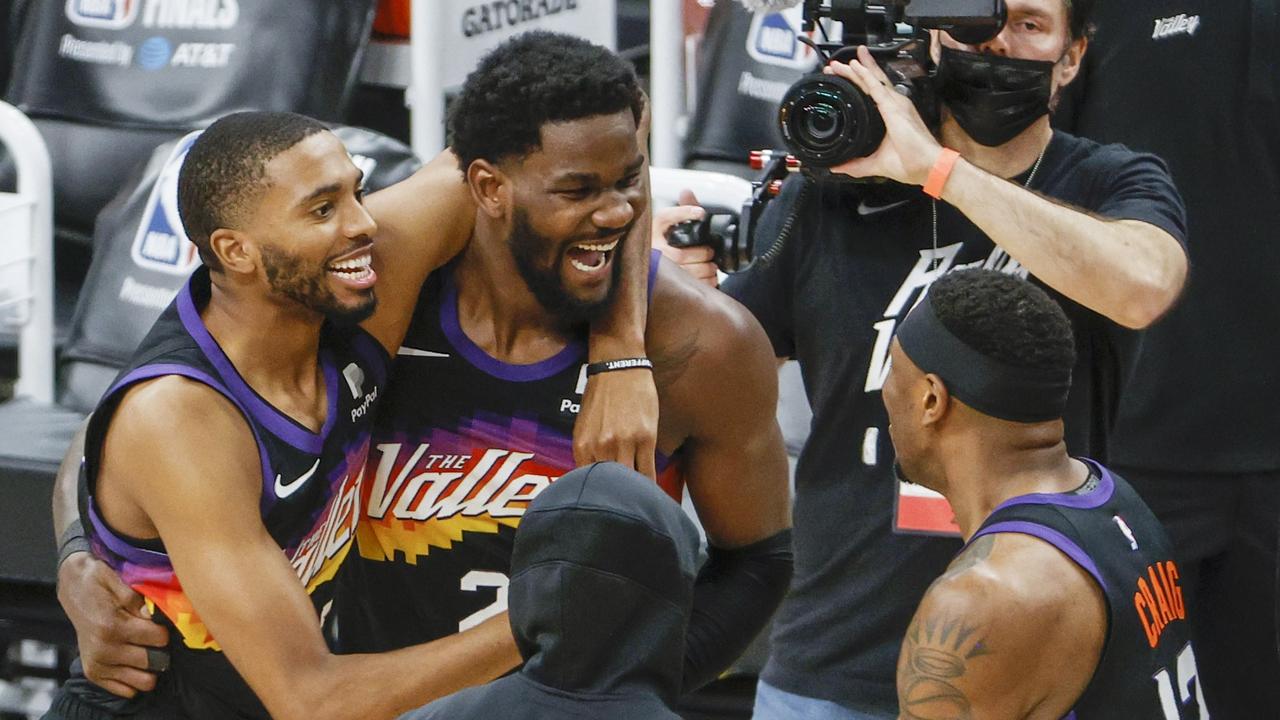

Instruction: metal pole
[410,0,450,157]
[0,102,54,403]
[650,0,685,168]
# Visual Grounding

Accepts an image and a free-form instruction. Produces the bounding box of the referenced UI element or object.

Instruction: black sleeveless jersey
[967,460,1207,720]
[334,254,682,653]
[73,267,389,719]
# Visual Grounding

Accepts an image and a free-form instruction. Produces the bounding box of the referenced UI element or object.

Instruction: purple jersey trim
[970,520,1109,594]
[86,501,169,567]
[440,273,587,382]
[988,458,1114,514]
[177,277,336,454]
[646,248,661,302]
[438,249,665,383]
[91,363,273,562]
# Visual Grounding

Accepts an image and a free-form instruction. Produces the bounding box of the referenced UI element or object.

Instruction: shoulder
[900,532,1106,717]
[649,256,775,376]
[1050,130,1174,182]
[106,375,252,454]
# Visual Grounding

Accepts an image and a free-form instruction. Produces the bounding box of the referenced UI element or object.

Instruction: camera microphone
[733,0,805,12]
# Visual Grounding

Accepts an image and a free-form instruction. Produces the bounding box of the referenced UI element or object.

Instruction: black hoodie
[400,462,702,719]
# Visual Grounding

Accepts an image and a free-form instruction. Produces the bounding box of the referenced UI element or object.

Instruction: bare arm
[828,48,1187,330]
[936,162,1185,329]
[359,150,477,355]
[103,379,518,720]
[897,534,1105,720]
[52,417,170,698]
[652,263,791,546]
[574,98,659,476]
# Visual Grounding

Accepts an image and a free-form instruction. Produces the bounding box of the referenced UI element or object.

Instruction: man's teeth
[570,255,606,272]
[328,253,372,274]
[574,239,619,253]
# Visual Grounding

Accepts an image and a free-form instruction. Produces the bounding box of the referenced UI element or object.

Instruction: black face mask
[935,46,1056,147]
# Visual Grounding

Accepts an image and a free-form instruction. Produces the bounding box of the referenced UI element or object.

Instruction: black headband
[896,294,1071,423]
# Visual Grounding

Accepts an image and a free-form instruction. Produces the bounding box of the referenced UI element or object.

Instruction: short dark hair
[927,269,1075,375]
[448,30,644,173]
[177,111,328,271]
[1064,0,1095,41]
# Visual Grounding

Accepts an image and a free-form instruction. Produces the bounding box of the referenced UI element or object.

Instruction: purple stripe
[972,520,1108,594]
[177,276,328,454]
[440,273,586,382]
[1062,712,1077,720]
[646,248,661,303]
[989,458,1114,513]
[86,501,169,566]
[98,363,274,520]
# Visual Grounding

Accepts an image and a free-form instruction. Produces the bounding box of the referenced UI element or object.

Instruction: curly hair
[448,30,644,174]
[927,269,1075,375]
[177,111,328,271]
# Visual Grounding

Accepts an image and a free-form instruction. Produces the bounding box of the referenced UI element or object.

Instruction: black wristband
[57,519,91,569]
[585,357,653,377]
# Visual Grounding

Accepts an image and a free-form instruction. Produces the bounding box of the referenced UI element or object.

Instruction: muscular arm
[938,161,1186,329]
[100,379,518,720]
[648,260,793,690]
[897,534,1106,720]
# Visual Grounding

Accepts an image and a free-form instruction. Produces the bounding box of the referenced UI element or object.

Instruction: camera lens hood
[778,73,886,167]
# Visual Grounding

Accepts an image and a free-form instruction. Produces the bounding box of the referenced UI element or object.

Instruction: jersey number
[458,571,509,631]
[1154,643,1210,719]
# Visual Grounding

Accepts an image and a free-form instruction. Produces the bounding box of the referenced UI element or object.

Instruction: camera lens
[799,103,842,143]
[778,74,886,167]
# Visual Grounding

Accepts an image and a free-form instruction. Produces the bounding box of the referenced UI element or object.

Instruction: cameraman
[719,1,1189,717]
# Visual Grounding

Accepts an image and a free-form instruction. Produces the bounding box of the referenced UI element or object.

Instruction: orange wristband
[922,148,961,199]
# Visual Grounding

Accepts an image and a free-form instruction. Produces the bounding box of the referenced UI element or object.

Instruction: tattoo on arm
[899,609,992,720]
[941,535,995,580]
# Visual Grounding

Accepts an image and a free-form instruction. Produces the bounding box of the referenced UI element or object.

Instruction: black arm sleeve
[682,528,793,693]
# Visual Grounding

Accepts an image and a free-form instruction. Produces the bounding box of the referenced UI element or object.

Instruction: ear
[208,228,255,276]
[467,159,510,220]
[1056,35,1088,87]
[920,374,951,428]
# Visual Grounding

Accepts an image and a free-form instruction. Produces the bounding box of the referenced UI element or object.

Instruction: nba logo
[66,0,139,29]
[131,132,204,276]
[746,7,819,71]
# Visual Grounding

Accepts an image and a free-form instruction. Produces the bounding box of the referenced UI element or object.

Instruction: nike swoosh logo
[275,459,320,499]
[397,346,450,358]
[856,199,912,216]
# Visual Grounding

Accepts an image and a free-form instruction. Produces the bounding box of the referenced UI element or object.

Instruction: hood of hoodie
[508,462,701,704]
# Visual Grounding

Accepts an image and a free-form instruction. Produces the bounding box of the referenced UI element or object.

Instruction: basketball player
[43,110,657,719]
[882,269,1203,719]
[331,31,793,693]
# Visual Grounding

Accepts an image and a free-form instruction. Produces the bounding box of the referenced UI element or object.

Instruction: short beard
[259,245,377,327]
[507,209,624,326]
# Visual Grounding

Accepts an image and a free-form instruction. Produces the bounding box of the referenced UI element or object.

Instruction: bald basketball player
[882,269,1204,719]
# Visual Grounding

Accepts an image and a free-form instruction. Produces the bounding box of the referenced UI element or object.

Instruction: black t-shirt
[723,130,1186,712]
[1056,0,1280,473]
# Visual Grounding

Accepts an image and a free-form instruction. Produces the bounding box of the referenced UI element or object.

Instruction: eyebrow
[296,169,365,208]
[551,155,647,186]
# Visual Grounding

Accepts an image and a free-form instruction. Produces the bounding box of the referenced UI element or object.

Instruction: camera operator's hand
[825,46,944,187]
[653,190,718,287]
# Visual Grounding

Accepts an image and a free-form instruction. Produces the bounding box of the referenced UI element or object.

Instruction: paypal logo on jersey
[66,0,139,29]
[131,131,203,276]
[746,6,818,71]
